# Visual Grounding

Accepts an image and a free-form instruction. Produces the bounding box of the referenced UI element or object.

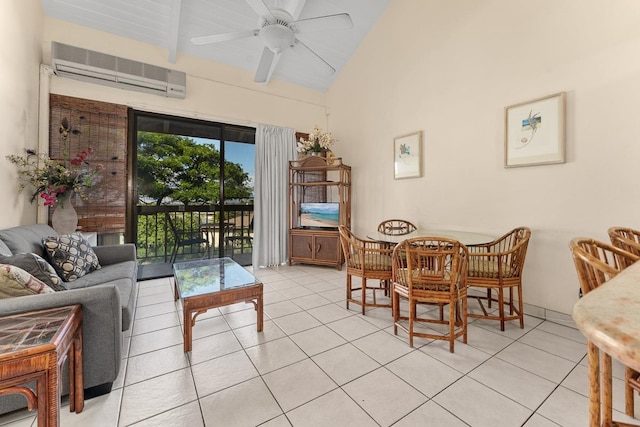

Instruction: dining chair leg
[345,274,351,310]
[498,287,506,331]
[409,300,415,347]
[462,295,468,344]
[392,289,399,335]
[449,301,455,353]
[361,276,366,315]
[517,284,524,329]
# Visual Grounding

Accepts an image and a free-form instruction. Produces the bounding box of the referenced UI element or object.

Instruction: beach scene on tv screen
[300,203,339,228]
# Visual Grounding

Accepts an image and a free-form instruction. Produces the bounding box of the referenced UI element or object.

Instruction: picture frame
[394,131,422,179]
[504,92,566,168]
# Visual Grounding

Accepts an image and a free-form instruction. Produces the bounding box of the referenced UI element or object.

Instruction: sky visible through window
[193,137,255,188]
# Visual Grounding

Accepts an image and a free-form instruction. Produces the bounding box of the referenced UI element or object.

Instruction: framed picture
[394,131,422,179]
[504,92,566,168]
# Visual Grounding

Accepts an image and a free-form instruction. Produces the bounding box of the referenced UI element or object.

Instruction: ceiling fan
[191,0,353,84]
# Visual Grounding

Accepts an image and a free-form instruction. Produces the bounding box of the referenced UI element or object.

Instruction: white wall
[328,0,640,316]
[0,1,44,227]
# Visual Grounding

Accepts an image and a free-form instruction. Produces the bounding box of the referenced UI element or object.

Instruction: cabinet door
[290,234,314,260]
[314,235,340,263]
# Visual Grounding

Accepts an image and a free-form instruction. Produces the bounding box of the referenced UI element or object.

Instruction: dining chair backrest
[392,237,468,297]
[467,227,531,281]
[608,226,640,263]
[339,225,393,273]
[377,219,417,236]
[569,237,640,295]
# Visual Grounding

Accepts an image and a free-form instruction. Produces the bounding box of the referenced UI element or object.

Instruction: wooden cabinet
[288,156,351,270]
[290,229,342,267]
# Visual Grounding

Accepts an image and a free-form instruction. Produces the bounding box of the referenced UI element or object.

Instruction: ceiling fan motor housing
[259,9,296,53]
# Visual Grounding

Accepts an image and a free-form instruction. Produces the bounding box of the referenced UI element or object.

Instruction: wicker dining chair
[391,237,468,351]
[570,237,640,418]
[609,226,640,266]
[338,225,393,315]
[466,227,531,331]
[377,219,417,236]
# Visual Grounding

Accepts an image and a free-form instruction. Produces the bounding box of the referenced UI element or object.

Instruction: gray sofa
[0,224,138,415]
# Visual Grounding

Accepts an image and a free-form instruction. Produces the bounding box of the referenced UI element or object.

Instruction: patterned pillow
[42,233,101,282]
[0,264,54,298]
[0,253,65,291]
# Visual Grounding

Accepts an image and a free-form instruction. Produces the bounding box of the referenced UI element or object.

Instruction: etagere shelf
[288,156,351,270]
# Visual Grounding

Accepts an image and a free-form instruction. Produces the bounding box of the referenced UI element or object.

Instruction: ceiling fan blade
[191,29,258,46]
[296,40,335,75]
[254,47,281,84]
[246,0,275,20]
[292,13,353,33]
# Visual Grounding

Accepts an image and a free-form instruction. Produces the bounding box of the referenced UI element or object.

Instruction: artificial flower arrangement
[6,118,104,207]
[296,126,336,155]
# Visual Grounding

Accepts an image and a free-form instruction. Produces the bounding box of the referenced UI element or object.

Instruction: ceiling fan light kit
[259,22,295,53]
[191,0,352,85]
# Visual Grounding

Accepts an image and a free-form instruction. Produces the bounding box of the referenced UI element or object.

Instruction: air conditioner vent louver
[51,42,186,99]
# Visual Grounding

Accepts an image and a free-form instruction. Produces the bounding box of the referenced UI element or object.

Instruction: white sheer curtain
[253,124,297,267]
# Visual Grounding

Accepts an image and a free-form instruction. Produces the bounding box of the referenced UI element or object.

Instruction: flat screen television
[299,202,340,229]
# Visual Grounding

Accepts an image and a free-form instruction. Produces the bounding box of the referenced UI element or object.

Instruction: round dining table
[367,229,496,246]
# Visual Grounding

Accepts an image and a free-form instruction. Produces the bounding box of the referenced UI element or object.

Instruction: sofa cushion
[0,224,57,257]
[0,264,54,298]
[0,253,65,291]
[0,240,11,256]
[43,233,101,282]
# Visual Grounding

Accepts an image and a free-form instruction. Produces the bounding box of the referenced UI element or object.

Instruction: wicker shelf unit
[288,156,351,270]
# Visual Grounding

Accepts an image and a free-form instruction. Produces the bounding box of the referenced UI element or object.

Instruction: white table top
[367,229,496,246]
[572,260,640,372]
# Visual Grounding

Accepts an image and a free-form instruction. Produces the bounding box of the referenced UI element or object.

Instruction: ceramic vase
[52,193,78,234]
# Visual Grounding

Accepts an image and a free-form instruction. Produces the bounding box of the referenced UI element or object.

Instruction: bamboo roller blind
[49,94,127,234]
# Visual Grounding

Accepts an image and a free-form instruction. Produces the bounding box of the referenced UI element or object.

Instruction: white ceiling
[40,0,392,92]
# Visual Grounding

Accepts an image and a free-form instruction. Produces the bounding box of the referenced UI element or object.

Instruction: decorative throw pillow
[0,253,65,291]
[42,233,101,282]
[0,264,54,298]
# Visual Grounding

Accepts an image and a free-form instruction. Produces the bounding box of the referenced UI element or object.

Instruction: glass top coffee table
[173,257,263,352]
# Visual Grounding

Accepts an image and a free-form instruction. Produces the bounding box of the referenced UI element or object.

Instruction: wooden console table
[0,305,84,427]
[573,261,640,426]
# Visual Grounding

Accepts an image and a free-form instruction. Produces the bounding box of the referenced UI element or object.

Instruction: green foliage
[137,132,252,205]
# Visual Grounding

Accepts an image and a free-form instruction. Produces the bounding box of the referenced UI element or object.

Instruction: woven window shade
[49,94,128,234]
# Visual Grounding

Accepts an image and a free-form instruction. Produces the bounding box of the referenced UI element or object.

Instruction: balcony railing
[136,204,254,266]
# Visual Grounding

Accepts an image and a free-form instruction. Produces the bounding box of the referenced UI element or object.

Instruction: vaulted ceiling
[40,0,392,92]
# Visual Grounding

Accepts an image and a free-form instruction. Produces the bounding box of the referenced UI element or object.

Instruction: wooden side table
[0,305,84,427]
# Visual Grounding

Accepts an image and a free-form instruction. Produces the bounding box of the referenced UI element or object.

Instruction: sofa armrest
[0,285,122,387]
[93,243,136,266]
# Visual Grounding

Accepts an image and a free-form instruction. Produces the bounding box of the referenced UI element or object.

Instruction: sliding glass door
[130,111,255,277]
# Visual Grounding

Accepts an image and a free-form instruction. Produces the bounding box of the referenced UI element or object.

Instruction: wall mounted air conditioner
[51,41,186,99]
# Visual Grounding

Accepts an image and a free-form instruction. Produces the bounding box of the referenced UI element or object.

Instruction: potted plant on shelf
[6,117,104,234]
[296,126,336,157]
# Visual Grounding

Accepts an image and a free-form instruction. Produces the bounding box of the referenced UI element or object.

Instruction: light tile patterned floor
[1,264,640,427]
